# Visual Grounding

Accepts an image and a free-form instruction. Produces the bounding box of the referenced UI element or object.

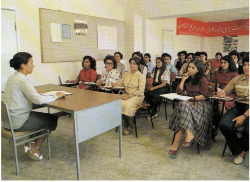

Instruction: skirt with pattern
[169,100,213,147]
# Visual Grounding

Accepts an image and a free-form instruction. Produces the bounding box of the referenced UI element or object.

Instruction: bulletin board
[39,8,126,63]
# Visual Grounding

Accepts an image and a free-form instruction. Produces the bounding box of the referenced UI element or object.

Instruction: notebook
[59,76,76,85]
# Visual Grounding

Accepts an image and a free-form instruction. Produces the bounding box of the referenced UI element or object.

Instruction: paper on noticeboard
[97,25,117,50]
[51,23,61,42]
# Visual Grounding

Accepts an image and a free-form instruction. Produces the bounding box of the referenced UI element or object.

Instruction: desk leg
[73,113,81,180]
[221,102,225,116]
[119,125,122,158]
[48,107,50,114]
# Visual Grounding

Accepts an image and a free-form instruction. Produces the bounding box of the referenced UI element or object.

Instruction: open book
[59,76,76,85]
[209,96,234,101]
[160,93,192,101]
[41,91,72,96]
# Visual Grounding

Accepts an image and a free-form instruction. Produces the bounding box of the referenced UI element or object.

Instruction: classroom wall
[145,18,249,63]
[2,0,128,86]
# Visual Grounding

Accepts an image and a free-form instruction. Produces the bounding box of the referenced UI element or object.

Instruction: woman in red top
[210,55,239,112]
[67,56,97,89]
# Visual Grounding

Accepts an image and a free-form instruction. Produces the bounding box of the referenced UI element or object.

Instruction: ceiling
[186,8,249,22]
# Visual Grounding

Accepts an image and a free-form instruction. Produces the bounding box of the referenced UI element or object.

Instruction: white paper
[41,91,72,96]
[97,25,117,50]
[160,93,192,101]
[51,23,61,42]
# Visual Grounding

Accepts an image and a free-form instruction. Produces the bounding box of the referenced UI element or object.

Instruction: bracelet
[243,114,248,119]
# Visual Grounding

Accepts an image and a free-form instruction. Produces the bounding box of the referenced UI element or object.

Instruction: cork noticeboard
[39,8,126,63]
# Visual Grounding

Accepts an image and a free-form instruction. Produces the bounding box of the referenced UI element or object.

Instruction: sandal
[122,128,132,135]
[24,142,43,161]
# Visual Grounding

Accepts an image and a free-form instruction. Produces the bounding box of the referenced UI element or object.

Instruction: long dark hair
[82,56,96,70]
[153,57,166,84]
[132,51,147,66]
[185,60,205,85]
[218,55,237,72]
[10,52,32,70]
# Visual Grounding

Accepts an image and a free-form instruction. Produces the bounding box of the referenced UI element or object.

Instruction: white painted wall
[1,0,128,86]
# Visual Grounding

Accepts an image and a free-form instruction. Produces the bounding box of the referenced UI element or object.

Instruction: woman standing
[218,56,249,165]
[112,57,146,135]
[67,56,97,89]
[3,52,66,160]
[145,57,170,119]
[169,60,213,156]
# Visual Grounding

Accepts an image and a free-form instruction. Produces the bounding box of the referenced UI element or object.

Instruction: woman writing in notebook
[3,52,66,161]
[168,59,213,157]
[112,57,146,135]
[67,56,97,89]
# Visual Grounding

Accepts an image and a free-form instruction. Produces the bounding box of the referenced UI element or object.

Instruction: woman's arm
[130,73,146,97]
[179,73,190,90]
[151,81,167,90]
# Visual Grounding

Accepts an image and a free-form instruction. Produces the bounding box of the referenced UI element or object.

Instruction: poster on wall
[223,36,238,52]
[74,20,88,35]
[62,24,71,39]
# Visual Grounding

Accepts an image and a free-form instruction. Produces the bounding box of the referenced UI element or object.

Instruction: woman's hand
[150,87,156,91]
[217,89,226,97]
[56,92,66,99]
[182,73,190,80]
[96,80,102,88]
[233,115,246,128]
[122,94,130,100]
[112,82,118,87]
[66,80,75,83]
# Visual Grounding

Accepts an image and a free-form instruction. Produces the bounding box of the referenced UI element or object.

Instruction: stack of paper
[160,93,192,101]
[41,91,72,96]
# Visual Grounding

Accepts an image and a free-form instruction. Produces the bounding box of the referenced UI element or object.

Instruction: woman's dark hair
[200,51,208,60]
[104,55,117,69]
[242,55,249,65]
[185,60,205,85]
[144,53,151,62]
[218,55,237,72]
[215,52,222,60]
[187,53,195,60]
[132,51,146,66]
[161,53,172,60]
[194,51,201,57]
[129,57,140,68]
[82,56,96,70]
[179,50,187,59]
[153,57,165,84]
[229,50,240,60]
[114,52,123,60]
[240,51,247,59]
[10,52,32,70]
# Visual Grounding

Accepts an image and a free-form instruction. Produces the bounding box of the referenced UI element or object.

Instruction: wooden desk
[36,84,122,180]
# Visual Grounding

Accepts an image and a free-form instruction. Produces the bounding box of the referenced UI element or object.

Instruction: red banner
[177,17,249,37]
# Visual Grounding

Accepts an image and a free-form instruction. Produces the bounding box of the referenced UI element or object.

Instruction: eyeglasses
[105,62,113,65]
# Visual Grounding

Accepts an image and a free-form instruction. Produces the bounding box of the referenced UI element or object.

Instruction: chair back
[208,82,219,96]
[170,73,176,84]
[145,77,153,91]
[1,101,16,139]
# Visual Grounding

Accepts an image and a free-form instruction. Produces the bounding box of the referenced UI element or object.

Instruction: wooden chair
[1,101,51,176]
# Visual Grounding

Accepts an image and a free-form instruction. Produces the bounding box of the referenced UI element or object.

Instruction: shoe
[182,138,195,148]
[169,147,179,157]
[24,142,43,161]
[122,128,131,136]
[234,153,245,165]
[151,113,158,119]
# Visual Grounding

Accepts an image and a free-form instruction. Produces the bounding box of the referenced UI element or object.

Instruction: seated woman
[96,55,120,92]
[169,60,213,156]
[162,53,177,75]
[132,51,148,77]
[112,57,146,135]
[217,56,249,165]
[67,56,97,89]
[144,53,154,73]
[145,57,170,119]
[229,50,243,74]
[114,52,126,77]
[178,53,195,76]
[200,51,211,79]
[211,52,222,73]
[210,55,239,113]
[175,50,187,71]
[3,52,66,160]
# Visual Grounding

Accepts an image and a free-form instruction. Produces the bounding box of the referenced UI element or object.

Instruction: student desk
[35,84,122,180]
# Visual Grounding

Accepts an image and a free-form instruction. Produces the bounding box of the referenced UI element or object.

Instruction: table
[36,84,123,180]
